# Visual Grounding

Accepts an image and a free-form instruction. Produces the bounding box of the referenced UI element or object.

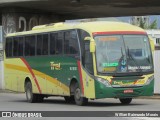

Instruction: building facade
[146,30,160,46]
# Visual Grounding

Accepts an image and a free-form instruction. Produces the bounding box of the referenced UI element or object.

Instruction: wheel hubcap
[75,88,81,100]
[26,89,31,100]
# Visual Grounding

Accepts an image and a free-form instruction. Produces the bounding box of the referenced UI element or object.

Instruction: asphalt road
[0,92,160,120]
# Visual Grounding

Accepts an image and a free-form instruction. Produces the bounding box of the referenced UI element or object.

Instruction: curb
[0,89,17,93]
[137,95,160,99]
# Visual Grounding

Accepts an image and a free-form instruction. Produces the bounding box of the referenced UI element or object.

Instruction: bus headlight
[145,75,154,85]
[95,77,112,87]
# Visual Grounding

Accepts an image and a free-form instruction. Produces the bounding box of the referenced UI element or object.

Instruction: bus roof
[6,21,145,37]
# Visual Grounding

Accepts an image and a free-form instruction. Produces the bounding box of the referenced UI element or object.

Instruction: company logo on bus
[50,62,61,70]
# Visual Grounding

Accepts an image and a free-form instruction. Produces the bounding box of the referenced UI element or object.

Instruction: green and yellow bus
[4,21,154,106]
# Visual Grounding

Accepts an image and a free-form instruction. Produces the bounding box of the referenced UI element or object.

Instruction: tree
[139,18,147,29]
[132,17,158,29]
[148,20,157,29]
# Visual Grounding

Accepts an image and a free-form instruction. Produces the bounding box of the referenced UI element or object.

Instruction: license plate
[124,89,133,93]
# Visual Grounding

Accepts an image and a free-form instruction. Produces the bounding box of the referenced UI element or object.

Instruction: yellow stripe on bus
[5,63,29,73]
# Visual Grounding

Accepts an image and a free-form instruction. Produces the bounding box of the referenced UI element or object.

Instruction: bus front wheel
[119,98,132,104]
[74,83,88,106]
[25,82,37,103]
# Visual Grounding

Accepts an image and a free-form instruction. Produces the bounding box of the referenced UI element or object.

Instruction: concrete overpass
[1,0,160,18]
[1,0,160,33]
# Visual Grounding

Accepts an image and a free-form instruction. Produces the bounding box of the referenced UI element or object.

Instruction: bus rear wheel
[74,83,88,106]
[119,98,132,104]
[25,82,37,103]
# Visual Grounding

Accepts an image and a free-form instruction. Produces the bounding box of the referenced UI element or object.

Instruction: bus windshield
[95,34,153,75]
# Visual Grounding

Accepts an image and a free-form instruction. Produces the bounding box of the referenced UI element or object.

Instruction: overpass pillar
[0,26,4,90]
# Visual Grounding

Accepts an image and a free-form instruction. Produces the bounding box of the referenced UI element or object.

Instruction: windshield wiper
[113,47,126,76]
[127,46,143,75]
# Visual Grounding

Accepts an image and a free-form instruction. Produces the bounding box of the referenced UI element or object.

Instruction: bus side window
[13,37,24,57]
[77,29,93,74]
[70,30,79,54]
[6,38,13,57]
[64,31,70,54]
[56,32,63,54]
[37,35,43,55]
[78,29,89,64]
[64,30,79,55]
[25,36,35,56]
[42,34,49,55]
[50,33,56,55]
[18,37,24,56]
[84,41,94,74]
[13,37,19,57]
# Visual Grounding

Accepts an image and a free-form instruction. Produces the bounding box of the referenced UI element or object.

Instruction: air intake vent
[32,22,64,30]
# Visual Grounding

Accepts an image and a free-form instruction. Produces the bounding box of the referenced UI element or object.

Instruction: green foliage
[133,17,158,29]
[148,20,157,29]
[139,18,147,29]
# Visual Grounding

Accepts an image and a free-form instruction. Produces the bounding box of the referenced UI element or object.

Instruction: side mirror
[90,39,96,53]
[149,37,155,51]
[84,37,96,53]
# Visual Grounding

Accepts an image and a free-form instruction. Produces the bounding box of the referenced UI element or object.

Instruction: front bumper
[95,79,154,99]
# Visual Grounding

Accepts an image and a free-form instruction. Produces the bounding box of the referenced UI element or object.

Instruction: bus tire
[25,82,37,103]
[74,83,88,106]
[64,96,75,103]
[119,98,132,104]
